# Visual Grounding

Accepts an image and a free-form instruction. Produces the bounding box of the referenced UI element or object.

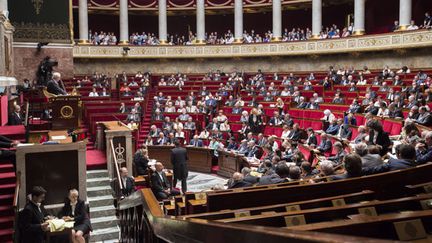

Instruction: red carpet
[86,150,107,170]
[0,125,25,141]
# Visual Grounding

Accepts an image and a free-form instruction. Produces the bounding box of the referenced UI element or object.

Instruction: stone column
[311,0,322,38]
[78,0,89,44]
[234,0,243,43]
[196,0,205,44]
[399,0,412,30]
[353,0,365,35]
[0,0,8,19]
[272,0,282,41]
[158,0,168,44]
[119,0,129,45]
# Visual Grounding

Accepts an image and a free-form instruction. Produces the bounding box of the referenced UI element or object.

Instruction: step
[0,172,15,184]
[87,177,111,187]
[0,206,13,217]
[89,226,119,242]
[0,194,13,206]
[87,186,112,197]
[90,205,116,218]
[0,164,13,174]
[87,170,109,179]
[0,184,15,195]
[90,216,118,230]
[88,195,114,207]
[0,228,13,242]
[0,216,14,229]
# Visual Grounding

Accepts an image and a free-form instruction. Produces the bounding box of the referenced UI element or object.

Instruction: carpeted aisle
[86,150,107,170]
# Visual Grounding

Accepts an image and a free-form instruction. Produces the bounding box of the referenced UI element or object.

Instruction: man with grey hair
[241,167,259,184]
[354,142,383,168]
[228,172,252,189]
[319,161,335,176]
[47,72,67,95]
[416,131,432,164]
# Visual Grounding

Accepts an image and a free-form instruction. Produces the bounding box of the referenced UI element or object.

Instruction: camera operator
[37,56,58,86]
[47,72,67,95]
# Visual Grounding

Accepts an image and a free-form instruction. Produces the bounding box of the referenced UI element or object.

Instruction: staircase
[0,166,14,242]
[137,90,156,145]
[86,170,119,242]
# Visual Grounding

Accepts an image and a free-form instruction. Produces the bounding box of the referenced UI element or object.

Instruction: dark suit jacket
[133,151,149,175]
[151,171,171,194]
[244,174,259,184]
[288,130,301,141]
[8,112,23,125]
[206,122,219,130]
[19,201,48,243]
[246,146,259,158]
[362,158,414,175]
[228,180,252,189]
[369,130,391,156]
[171,147,189,180]
[318,139,332,153]
[326,124,340,135]
[339,124,352,140]
[58,199,92,233]
[189,139,203,147]
[307,135,318,146]
[47,80,67,95]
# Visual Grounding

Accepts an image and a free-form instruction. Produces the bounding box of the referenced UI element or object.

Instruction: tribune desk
[147,146,213,173]
[217,150,249,178]
[16,142,87,209]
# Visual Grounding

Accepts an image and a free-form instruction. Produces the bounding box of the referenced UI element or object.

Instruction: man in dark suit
[325,120,340,135]
[246,141,258,158]
[337,122,352,140]
[317,133,332,153]
[189,135,203,147]
[416,106,432,126]
[8,105,23,125]
[363,144,416,175]
[227,172,252,189]
[151,162,180,200]
[268,111,282,126]
[327,142,346,166]
[288,123,302,141]
[332,154,363,180]
[206,118,219,131]
[47,72,67,95]
[117,167,135,198]
[171,140,189,193]
[155,132,167,145]
[241,167,259,185]
[18,186,51,243]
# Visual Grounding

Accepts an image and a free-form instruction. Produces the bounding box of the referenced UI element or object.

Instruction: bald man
[227,172,252,189]
[151,162,180,200]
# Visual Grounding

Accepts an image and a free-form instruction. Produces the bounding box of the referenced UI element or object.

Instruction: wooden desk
[48,130,72,143]
[217,150,247,178]
[147,146,213,173]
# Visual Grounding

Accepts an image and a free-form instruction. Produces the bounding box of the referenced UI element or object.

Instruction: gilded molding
[13,22,70,43]
[73,30,432,59]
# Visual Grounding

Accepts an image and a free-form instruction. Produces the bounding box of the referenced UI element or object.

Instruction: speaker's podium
[50,95,81,130]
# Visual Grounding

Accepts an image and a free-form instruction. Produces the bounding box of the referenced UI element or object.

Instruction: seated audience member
[237,139,249,154]
[232,103,243,114]
[152,110,164,121]
[317,133,332,153]
[228,172,252,189]
[119,103,127,113]
[416,131,432,164]
[155,132,167,145]
[89,88,99,97]
[219,120,231,132]
[101,87,109,96]
[296,97,308,109]
[288,123,301,141]
[241,167,259,184]
[175,128,185,138]
[256,133,267,147]
[8,105,23,125]
[301,162,318,178]
[354,143,383,168]
[226,137,238,150]
[184,117,196,131]
[321,109,336,123]
[126,109,141,123]
[367,120,391,156]
[190,135,203,147]
[363,144,417,175]
[305,127,318,146]
[327,142,346,166]
[144,135,154,145]
[259,162,289,185]
[326,119,340,135]
[148,125,161,137]
[364,101,379,115]
[337,120,352,140]
[331,154,363,180]
[332,93,344,104]
[199,129,210,139]
[353,126,367,144]
[416,106,432,126]
[344,112,357,125]
[151,162,180,200]
[288,166,302,182]
[387,103,404,119]
[113,167,135,198]
[268,111,283,126]
[133,145,149,175]
[246,141,259,158]
[19,186,52,243]
[319,161,335,177]
[58,189,92,243]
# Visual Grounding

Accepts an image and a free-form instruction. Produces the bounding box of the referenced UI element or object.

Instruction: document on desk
[16,143,34,147]
[51,135,67,140]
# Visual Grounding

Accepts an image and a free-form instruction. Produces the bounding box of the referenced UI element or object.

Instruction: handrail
[13,171,21,209]
[118,188,392,243]
[110,139,124,191]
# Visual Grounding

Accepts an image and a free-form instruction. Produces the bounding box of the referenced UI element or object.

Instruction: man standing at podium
[171,140,189,193]
[47,72,67,95]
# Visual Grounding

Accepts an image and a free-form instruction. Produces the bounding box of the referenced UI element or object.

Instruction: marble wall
[13,43,74,82]
[74,47,432,75]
